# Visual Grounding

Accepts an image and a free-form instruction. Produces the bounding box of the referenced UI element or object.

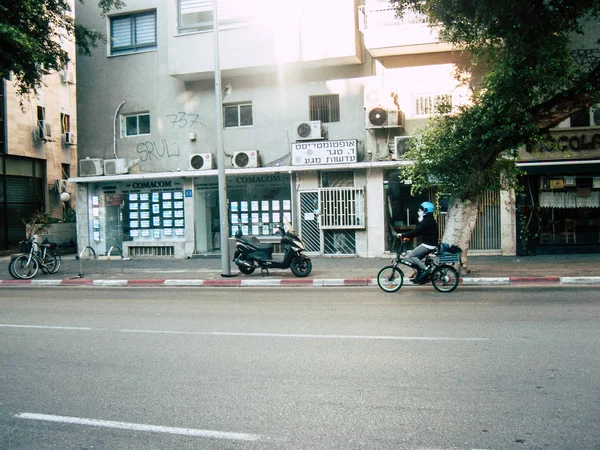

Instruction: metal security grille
[299,191,321,253]
[128,246,175,257]
[320,187,365,229]
[324,230,356,255]
[437,190,501,250]
[309,94,340,123]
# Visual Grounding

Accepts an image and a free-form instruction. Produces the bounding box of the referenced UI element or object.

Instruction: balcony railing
[358,5,429,32]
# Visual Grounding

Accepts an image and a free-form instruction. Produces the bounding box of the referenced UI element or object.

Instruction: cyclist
[398,201,439,282]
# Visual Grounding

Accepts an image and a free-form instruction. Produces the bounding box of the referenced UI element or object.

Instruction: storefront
[517,128,600,254]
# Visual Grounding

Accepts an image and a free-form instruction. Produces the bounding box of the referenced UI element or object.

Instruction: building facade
[72,0,516,258]
[0,0,78,251]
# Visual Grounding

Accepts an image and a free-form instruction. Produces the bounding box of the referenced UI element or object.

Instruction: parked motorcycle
[233,218,312,277]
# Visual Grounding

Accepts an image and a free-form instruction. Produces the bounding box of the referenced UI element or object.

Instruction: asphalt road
[1,286,599,450]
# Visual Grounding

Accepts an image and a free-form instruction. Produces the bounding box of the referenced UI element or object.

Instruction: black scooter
[233,219,312,277]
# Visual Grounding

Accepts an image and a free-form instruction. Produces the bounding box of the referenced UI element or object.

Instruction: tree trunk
[441,198,479,273]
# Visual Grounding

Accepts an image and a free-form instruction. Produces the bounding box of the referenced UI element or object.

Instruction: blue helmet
[420,201,435,214]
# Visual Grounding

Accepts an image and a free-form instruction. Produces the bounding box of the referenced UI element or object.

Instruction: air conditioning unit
[62,132,76,145]
[79,158,104,177]
[295,121,323,140]
[60,70,75,84]
[365,107,402,129]
[189,153,214,170]
[393,136,415,159]
[104,158,129,175]
[232,150,259,169]
[36,120,54,141]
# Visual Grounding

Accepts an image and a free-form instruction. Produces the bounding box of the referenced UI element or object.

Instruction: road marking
[14,413,264,442]
[0,324,488,341]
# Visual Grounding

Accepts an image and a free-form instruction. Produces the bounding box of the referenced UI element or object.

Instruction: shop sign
[522,129,600,161]
[291,140,357,166]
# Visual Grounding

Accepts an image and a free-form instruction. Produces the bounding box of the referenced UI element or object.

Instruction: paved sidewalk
[1,252,599,287]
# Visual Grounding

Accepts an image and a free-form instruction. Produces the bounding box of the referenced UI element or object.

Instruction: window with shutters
[110,11,157,56]
[309,94,340,123]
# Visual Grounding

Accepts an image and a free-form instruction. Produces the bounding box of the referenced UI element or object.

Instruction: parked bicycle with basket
[377,239,462,293]
[9,235,62,279]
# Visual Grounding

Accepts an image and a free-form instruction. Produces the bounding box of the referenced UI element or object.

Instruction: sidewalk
[1,253,599,287]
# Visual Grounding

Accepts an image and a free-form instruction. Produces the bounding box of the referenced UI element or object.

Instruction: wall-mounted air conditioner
[394,136,415,159]
[36,120,54,141]
[365,107,403,129]
[60,70,75,84]
[104,158,129,175]
[79,158,104,177]
[189,153,214,170]
[295,121,323,141]
[62,132,76,145]
[232,150,259,169]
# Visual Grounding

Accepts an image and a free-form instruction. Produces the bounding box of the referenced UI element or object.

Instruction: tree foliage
[0,0,124,97]
[392,0,600,201]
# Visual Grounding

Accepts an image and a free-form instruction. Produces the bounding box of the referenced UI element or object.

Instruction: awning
[517,159,600,175]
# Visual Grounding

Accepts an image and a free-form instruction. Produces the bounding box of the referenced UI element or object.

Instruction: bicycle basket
[19,240,32,253]
[436,251,461,264]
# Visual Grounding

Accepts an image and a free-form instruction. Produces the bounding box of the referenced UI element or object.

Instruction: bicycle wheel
[431,265,459,293]
[377,265,404,293]
[41,251,61,274]
[10,255,40,279]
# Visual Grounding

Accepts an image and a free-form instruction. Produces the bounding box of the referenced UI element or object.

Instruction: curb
[1,276,599,287]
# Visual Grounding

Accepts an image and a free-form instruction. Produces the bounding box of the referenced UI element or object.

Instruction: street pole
[212,0,231,276]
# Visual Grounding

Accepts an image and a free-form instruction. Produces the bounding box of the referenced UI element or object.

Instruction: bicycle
[9,235,62,279]
[377,239,462,293]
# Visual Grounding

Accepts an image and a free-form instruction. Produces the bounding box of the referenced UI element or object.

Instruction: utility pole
[212,0,231,276]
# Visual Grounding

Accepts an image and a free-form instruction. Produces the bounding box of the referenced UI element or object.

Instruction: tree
[0,0,124,97]
[391,0,600,266]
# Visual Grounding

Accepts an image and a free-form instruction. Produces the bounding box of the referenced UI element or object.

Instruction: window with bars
[319,187,365,229]
[224,103,253,128]
[110,11,157,55]
[309,94,340,123]
[413,92,452,117]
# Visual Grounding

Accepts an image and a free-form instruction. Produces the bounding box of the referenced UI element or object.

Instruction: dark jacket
[403,213,439,246]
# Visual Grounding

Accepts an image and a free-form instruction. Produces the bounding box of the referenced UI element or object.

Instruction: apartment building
[72,0,517,258]
[0,4,78,252]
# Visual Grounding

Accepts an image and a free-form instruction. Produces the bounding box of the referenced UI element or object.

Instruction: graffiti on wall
[165,113,206,129]
[136,139,181,161]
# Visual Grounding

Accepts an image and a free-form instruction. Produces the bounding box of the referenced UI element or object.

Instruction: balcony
[358,6,453,57]
[168,0,363,81]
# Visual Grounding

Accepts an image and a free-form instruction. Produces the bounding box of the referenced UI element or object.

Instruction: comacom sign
[291,140,357,166]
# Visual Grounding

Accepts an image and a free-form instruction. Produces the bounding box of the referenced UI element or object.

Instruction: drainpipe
[113,100,126,159]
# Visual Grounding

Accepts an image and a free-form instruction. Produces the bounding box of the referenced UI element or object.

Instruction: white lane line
[14,413,263,442]
[0,324,94,331]
[0,324,488,341]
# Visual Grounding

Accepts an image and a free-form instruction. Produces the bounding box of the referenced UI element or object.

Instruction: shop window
[224,103,253,128]
[110,11,157,56]
[309,94,340,123]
